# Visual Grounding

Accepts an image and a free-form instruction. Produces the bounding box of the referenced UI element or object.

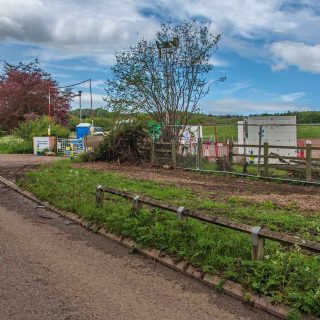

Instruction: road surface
[0,156,277,319]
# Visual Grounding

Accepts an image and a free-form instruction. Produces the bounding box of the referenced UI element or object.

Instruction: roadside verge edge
[0,175,317,320]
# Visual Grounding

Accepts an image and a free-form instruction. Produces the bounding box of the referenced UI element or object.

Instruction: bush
[0,135,32,154]
[15,116,70,149]
[94,121,150,163]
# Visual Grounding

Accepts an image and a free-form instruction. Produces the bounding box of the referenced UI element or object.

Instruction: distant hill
[69,108,320,128]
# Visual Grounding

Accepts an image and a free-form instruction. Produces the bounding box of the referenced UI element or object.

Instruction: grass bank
[0,135,32,154]
[19,160,320,316]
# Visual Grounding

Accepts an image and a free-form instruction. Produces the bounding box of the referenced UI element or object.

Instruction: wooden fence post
[263,142,269,176]
[251,226,264,260]
[95,185,104,207]
[228,140,234,168]
[151,139,155,166]
[306,143,312,182]
[171,139,176,168]
[197,138,202,170]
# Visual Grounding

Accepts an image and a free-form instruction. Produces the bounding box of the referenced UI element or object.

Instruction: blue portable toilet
[76,123,92,139]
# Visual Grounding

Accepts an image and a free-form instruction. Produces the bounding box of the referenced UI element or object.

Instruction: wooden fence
[233,142,320,181]
[95,185,320,260]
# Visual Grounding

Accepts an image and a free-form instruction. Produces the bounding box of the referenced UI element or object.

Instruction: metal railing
[95,185,320,260]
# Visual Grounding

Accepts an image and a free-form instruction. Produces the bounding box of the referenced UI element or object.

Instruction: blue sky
[1,0,320,115]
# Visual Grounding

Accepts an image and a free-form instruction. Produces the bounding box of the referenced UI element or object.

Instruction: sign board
[180,126,203,144]
[33,137,50,155]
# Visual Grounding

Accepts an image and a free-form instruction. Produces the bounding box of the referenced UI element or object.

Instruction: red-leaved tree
[0,60,72,130]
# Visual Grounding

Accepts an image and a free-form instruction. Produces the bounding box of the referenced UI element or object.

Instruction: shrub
[94,121,150,163]
[15,116,70,149]
[0,135,32,153]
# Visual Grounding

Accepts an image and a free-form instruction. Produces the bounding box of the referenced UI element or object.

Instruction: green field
[19,160,320,316]
[202,125,320,141]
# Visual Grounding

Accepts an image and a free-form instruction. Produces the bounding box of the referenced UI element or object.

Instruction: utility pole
[78,90,82,122]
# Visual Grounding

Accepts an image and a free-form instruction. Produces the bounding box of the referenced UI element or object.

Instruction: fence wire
[151,122,320,183]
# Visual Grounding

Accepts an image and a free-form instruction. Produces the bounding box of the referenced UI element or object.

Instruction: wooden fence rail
[232,142,320,181]
[95,185,320,260]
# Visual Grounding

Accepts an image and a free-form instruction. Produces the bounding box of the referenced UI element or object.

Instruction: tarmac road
[0,158,277,320]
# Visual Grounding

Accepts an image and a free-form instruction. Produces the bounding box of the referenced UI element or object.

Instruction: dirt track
[0,159,276,320]
[75,161,320,213]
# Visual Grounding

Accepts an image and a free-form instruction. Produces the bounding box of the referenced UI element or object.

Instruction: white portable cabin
[238,116,297,164]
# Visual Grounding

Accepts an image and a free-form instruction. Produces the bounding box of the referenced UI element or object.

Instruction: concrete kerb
[0,175,318,320]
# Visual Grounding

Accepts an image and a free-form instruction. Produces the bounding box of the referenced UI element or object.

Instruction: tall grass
[0,135,32,154]
[19,160,320,316]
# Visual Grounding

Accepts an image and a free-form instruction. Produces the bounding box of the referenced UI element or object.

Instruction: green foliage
[19,160,320,316]
[0,135,32,154]
[15,116,70,148]
[94,121,150,163]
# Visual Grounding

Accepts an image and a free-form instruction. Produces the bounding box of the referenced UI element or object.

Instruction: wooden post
[197,138,202,170]
[251,226,264,260]
[306,143,312,182]
[131,195,141,216]
[95,185,104,207]
[171,139,176,168]
[151,139,155,166]
[228,140,234,168]
[263,142,269,176]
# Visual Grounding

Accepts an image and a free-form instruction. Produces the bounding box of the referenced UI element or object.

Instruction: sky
[0,0,320,115]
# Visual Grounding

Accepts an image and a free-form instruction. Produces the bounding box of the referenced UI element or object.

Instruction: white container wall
[238,116,297,164]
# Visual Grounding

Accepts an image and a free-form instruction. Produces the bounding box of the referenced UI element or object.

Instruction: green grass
[202,125,237,141]
[200,160,290,178]
[297,125,320,139]
[202,125,320,141]
[0,135,33,154]
[19,160,320,316]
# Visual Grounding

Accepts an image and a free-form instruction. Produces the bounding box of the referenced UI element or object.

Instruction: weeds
[19,160,320,316]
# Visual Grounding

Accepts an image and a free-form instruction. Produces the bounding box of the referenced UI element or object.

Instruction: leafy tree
[105,21,224,139]
[0,60,72,130]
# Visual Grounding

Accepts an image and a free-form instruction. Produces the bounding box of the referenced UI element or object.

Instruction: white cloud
[0,0,320,73]
[280,92,306,102]
[71,92,105,109]
[270,41,320,73]
[202,98,310,115]
[221,81,253,95]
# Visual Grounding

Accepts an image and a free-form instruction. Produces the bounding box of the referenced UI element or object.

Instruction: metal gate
[57,138,85,157]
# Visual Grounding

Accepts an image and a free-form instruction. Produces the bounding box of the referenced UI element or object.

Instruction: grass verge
[0,135,32,154]
[19,160,320,316]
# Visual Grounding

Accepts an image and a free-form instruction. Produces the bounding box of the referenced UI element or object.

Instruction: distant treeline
[68,108,320,130]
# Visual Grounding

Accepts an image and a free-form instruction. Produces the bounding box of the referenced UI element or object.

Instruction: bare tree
[105,21,224,139]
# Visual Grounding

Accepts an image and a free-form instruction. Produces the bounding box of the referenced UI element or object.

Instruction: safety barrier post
[95,185,104,207]
[131,195,141,216]
[251,226,264,260]
[176,206,185,221]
